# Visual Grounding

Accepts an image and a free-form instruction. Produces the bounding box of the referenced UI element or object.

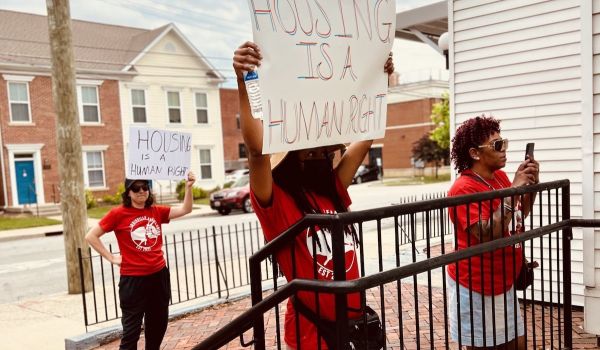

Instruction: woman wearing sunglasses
[446,116,539,350]
[85,172,196,350]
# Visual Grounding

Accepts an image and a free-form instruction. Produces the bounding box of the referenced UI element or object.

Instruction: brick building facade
[0,75,125,207]
[220,88,247,172]
[374,98,439,176]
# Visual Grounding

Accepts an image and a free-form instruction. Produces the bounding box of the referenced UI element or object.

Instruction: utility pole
[46,0,91,294]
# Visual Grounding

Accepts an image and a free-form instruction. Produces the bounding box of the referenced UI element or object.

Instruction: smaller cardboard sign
[127,127,192,180]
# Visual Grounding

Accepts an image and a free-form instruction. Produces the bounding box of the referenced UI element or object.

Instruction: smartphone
[525,142,535,160]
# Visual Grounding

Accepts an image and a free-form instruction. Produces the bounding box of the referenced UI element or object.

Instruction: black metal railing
[77,192,447,330]
[77,221,272,330]
[192,180,598,350]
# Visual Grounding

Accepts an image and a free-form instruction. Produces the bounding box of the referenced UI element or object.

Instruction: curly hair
[451,115,501,173]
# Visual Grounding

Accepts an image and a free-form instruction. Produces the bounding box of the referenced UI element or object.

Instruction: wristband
[503,203,514,212]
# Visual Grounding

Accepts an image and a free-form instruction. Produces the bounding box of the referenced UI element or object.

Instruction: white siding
[119,30,225,191]
[452,0,585,305]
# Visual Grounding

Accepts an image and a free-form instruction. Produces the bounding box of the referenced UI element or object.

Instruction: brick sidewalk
[94,283,600,350]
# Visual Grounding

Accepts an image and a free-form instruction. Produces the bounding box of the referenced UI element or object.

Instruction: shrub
[102,184,125,205]
[85,189,97,209]
[193,187,208,200]
[177,181,209,200]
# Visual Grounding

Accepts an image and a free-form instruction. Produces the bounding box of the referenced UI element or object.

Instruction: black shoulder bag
[292,296,384,350]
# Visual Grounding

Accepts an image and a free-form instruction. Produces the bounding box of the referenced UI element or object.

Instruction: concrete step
[153,192,180,205]
[5,203,62,217]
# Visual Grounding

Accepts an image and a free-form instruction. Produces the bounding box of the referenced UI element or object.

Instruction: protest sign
[128,127,192,180]
[247,0,395,154]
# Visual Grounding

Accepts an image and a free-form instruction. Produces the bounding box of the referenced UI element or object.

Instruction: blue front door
[15,161,36,205]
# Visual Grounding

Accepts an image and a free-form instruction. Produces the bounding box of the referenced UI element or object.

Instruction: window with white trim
[79,86,100,123]
[8,82,31,122]
[84,151,105,188]
[131,89,147,123]
[199,149,212,180]
[195,92,208,124]
[167,91,181,123]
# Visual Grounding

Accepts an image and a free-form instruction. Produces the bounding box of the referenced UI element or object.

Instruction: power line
[140,0,249,33]
[0,36,233,61]
[97,0,248,37]
[0,52,235,72]
[0,53,237,80]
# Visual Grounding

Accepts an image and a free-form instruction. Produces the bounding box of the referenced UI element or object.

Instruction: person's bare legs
[465,336,524,350]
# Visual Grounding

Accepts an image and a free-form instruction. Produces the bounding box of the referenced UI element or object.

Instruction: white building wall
[119,30,225,194]
[451,0,587,306]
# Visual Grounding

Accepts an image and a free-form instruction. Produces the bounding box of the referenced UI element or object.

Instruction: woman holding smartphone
[446,116,539,350]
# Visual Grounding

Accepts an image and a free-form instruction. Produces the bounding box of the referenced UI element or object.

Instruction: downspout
[447,2,455,183]
[581,0,595,289]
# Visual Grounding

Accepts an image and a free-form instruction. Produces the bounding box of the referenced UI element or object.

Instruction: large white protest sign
[128,127,192,180]
[247,0,395,154]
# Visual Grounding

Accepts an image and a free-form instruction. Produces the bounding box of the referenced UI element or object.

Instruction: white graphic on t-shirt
[129,216,161,252]
[305,213,356,279]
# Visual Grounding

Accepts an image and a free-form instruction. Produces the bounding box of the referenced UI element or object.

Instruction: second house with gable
[118,23,226,196]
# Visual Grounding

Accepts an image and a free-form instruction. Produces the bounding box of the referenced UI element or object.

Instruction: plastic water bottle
[243,70,263,120]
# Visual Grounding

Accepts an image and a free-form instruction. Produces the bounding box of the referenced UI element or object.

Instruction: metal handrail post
[249,222,265,349]
[562,183,573,349]
[212,226,221,299]
[331,219,349,349]
[78,248,89,332]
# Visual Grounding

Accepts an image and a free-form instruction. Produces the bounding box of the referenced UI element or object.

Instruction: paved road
[0,181,450,305]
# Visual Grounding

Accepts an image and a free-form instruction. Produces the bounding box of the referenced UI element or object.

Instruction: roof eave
[395,1,448,43]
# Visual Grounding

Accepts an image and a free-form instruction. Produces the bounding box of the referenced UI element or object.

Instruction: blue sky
[2,0,445,85]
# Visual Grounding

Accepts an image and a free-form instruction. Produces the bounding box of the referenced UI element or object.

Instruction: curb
[0,229,61,243]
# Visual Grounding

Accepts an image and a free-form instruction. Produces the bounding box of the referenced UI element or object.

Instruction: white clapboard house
[396,0,600,336]
[117,23,226,195]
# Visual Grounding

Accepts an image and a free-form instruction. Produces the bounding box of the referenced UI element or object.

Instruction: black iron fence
[78,221,274,330]
[77,192,449,330]
[193,180,598,350]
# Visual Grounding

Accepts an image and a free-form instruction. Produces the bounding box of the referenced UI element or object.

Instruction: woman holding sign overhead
[233,41,393,349]
[85,172,196,350]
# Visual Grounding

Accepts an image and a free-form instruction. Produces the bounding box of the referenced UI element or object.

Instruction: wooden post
[46,0,91,294]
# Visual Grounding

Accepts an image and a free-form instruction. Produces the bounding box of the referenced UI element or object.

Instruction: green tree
[412,133,449,178]
[430,92,450,150]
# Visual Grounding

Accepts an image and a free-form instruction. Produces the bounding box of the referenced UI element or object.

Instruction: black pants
[119,267,171,350]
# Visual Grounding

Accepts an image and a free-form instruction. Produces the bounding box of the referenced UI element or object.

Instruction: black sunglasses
[130,183,149,193]
[478,138,508,152]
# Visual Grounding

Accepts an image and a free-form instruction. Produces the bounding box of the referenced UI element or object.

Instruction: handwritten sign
[128,127,192,180]
[247,0,395,154]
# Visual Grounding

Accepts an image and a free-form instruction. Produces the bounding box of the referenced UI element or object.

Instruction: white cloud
[1,0,446,85]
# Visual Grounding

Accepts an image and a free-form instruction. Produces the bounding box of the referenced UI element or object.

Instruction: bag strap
[292,296,338,348]
[463,173,527,261]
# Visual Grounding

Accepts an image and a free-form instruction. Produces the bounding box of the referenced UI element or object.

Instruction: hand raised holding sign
[233,41,262,79]
[384,53,394,77]
[185,171,196,188]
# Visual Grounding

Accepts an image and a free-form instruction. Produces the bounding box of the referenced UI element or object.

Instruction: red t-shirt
[251,175,360,349]
[99,205,171,276]
[446,169,523,295]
